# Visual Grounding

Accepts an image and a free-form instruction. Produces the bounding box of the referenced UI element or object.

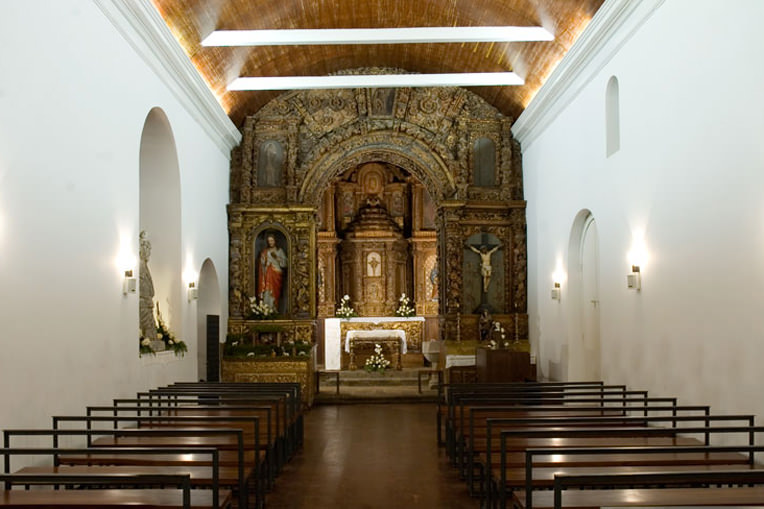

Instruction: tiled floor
[265,403,479,508]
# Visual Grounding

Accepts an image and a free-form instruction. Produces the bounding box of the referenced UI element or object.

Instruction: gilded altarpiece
[228,69,528,359]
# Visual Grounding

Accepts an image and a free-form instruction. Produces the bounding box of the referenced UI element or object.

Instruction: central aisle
[266,403,479,508]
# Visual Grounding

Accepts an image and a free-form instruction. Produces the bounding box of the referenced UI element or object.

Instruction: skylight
[227,72,524,91]
[202,26,553,46]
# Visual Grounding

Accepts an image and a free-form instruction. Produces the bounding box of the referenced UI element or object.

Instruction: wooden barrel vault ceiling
[151,0,605,129]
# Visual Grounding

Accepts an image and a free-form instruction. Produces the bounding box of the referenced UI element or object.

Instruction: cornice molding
[512,0,665,150]
[94,0,241,156]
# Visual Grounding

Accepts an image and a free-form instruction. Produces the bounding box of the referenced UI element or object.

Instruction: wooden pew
[4,428,250,509]
[148,383,302,460]
[518,444,764,509]
[492,424,764,508]
[87,403,280,488]
[441,382,620,448]
[0,472,206,508]
[1,447,231,509]
[51,414,262,508]
[464,407,714,496]
[438,382,609,445]
[450,394,682,477]
[445,388,660,462]
[514,469,764,509]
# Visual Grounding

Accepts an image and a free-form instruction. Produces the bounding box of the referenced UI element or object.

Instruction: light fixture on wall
[123,270,136,295]
[627,265,641,291]
[187,281,199,302]
[551,281,561,300]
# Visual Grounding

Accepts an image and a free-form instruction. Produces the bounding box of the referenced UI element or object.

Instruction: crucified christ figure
[468,243,502,293]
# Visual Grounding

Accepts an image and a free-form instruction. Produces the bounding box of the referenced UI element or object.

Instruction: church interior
[2,0,764,506]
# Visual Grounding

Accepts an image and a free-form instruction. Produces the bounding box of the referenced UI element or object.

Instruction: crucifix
[466,234,502,313]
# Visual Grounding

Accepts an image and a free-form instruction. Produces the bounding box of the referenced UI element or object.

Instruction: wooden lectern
[476,347,533,383]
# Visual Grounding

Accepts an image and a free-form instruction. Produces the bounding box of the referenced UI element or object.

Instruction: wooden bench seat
[514,486,764,509]
[0,488,230,508]
[0,472,230,509]
[514,470,764,509]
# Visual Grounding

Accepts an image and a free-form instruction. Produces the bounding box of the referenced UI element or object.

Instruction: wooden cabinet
[476,347,533,383]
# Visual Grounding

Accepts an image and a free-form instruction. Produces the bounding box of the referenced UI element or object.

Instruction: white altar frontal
[324,316,425,370]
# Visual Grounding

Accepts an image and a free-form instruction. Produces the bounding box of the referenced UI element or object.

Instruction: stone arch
[298,125,456,207]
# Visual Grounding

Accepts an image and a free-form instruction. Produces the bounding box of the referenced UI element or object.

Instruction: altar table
[323,317,424,370]
[345,329,406,370]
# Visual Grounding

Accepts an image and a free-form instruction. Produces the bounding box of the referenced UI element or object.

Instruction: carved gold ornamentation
[230,72,527,345]
[221,357,314,408]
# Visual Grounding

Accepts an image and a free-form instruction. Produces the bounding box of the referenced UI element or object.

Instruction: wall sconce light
[551,282,561,300]
[123,270,136,295]
[627,265,641,291]
[187,281,199,302]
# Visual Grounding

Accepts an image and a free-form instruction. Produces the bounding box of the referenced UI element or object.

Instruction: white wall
[522,0,764,416]
[0,1,230,430]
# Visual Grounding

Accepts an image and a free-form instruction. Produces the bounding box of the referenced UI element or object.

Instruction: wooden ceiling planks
[151,0,604,128]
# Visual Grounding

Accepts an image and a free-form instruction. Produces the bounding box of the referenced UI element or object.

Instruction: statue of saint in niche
[257,140,284,187]
[139,231,157,339]
[256,231,288,312]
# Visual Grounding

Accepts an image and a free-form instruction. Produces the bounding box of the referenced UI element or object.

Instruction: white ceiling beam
[228,72,524,91]
[203,26,553,46]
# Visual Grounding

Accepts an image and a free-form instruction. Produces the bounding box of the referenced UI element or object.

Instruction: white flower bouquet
[250,297,277,319]
[364,343,391,373]
[336,294,356,319]
[394,293,415,317]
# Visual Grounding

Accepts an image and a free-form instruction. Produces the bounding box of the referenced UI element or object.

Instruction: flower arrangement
[249,297,277,320]
[139,335,155,357]
[156,303,188,356]
[492,321,509,348]
[336,294,356,319]
[364,343,391,373]
[394,293,415,317]
[139,303,187,357]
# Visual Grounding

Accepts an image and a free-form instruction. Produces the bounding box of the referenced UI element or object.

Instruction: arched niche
[139,107,182,343]
[473,137,496,186]
[197,258,222,380]
[251,224,290,315]
[606,76,621,157]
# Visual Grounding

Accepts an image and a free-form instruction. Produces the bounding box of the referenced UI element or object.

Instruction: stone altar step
[314,367,440,404]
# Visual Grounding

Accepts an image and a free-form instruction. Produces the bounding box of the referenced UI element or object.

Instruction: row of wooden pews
[439,380,764,508]
[1,381,303,508]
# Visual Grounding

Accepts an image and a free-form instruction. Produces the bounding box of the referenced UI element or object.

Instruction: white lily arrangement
[364,343,391,373]
[336,294,356,319]
[394,293,415,317]
[249,297,277,319]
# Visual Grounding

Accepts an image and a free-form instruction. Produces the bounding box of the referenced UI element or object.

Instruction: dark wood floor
[266,403,479,508]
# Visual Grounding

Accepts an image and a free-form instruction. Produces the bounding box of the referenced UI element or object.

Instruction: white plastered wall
[0,1,230,430]
[521,0,764,416]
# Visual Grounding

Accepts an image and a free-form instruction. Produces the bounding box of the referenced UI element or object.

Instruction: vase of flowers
[249,297,277,320]
[336,294,356,319]
[364,343,391,373]
[394,293,415,317]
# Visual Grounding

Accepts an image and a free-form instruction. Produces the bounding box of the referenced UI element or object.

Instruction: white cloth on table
[345,329,407,354]
[445,354,476,369]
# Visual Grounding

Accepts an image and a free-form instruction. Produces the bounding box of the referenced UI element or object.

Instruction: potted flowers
[364,343,391,373]
[394,293,415,317]
[249,297,277,320]
[336,294,356,319]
